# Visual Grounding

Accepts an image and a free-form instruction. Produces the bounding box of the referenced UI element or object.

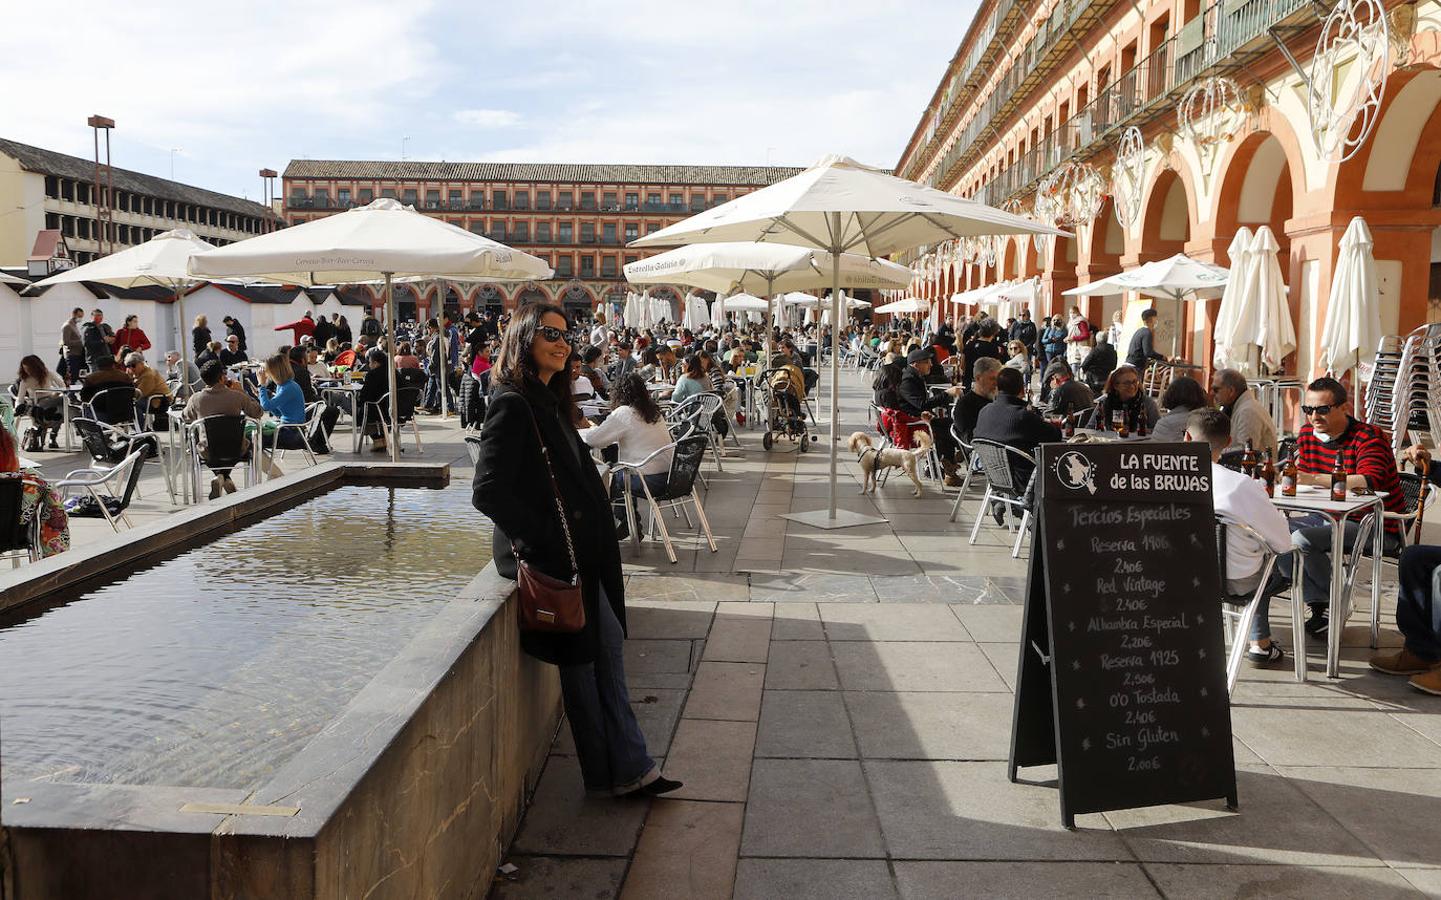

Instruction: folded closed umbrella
[1250,226,1297,371]
[1212,227,1255,371]
[1318,217,1382,379]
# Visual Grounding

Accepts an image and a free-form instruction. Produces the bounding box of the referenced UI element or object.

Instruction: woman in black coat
[473,301,681,798]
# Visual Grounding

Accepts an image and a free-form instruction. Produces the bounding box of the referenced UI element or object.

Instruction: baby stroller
[760,367,810,452]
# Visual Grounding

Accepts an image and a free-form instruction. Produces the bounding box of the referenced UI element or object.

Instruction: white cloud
[453,109,521,128]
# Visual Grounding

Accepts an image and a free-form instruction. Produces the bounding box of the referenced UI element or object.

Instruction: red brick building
[282,160,801,320]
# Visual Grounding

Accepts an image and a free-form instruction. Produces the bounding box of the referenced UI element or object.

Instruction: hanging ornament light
[1308,0,1389,163]
[1178,76,1247,151]
[1038,159,1105,226]
[1112,126,1146,228]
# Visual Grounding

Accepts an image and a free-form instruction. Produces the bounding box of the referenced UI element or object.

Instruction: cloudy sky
[0,0,973,201]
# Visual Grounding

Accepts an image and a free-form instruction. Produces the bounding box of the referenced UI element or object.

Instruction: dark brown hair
[495,301,576,420]
[611,373,662,424]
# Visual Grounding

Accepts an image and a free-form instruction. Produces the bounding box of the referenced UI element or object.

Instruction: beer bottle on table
[1136,414,1148,438]
[1330,453,1348,502]
[1241,439,1257,478]
[1280,453,1298,497]
[1116,410,1129,439]
[1260,451,1275,498]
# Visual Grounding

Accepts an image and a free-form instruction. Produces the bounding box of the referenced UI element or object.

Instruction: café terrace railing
[963,0,1311,209]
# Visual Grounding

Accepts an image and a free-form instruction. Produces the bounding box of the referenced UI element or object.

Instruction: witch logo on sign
[1054,451,1098,495]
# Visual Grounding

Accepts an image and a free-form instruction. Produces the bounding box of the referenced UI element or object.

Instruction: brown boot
[942,460,962,488]
[1409,667,1441,696]
[1369,649,1441,676]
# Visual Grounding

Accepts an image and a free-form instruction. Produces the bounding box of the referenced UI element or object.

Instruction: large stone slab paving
[770,603,824,640]
[1230,702,1441,768]
[624,601,716,639]
[1142,862,1421,898]
[750,573,880,603]
[732,859,897,900]
[870,574,1004,604]
[892,861,1160,899]
[682,661,766,721]
[664,719,756,802]
[491,856,629,899]
[819,602,972,641]
[844,691,1015,760]
[1103,766,1380,867]
[620,800,744,900]
[763,640,839,690]
[831,641,1009,692]
[510,757,651,857]
[702,614,772,663]
[754,690,857,759]
[740,758,886,858]
[864,760,1128,860]
[622,640,694,676]
[947,603,1025,642]
[1276,766,1441,868]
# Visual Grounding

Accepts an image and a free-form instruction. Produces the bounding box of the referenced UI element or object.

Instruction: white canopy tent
[631,154,1063,529]
[1318,217,1382,382]
[31,228,220,386]
[191,198,551,460]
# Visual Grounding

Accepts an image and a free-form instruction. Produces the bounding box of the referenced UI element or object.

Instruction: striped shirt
[1295,418,1404,531]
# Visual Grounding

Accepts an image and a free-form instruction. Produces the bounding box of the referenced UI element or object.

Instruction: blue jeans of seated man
[559,585,657,793]
[610,471,670,500]
[1397,544,1441,662]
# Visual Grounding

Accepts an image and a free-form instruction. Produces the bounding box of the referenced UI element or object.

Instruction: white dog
[849,430,933,497]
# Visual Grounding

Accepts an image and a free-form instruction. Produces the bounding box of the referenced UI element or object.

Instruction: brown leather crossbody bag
[513,405,586,633]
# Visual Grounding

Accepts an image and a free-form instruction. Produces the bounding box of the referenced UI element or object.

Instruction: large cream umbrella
[1212,227,1256,371]
[31,228,219,390]
[1249,227,1297,371]
[190,198,551,461]
[1318,217,1382,385]
[632,154,1061,529]
[1063,254,1229,355]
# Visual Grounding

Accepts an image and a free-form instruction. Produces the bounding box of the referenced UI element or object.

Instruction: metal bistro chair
[0,476,43,566]
[264,403,321,475]
[613,434,717,565]
[1365,470,1435,647]
[465,433,484,467]
[967,438,1037,558]
[84,385,141,430]
[355,386,425,455]
[947,427,986,524]
[1216,516,1294,694]
[669,393,725,472]
[188,415,256,498]
[55,448,147,532]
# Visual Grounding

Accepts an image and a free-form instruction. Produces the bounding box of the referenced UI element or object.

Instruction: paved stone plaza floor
[20,372,1441,898]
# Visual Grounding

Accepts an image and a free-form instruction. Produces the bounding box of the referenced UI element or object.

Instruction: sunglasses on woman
[537,325,568,344]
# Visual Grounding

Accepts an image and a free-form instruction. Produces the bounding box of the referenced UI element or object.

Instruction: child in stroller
[762,354,810,451]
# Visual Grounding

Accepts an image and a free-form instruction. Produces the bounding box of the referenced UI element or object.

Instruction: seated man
[898,348,963,484]
[79,354,135,403]
[124,352,173,430]
[972,366,1061,492]
[1043,360,1094,419]
[1187,408,1294,666]
[165,351,203,399]
[1211,367,1277,456]
[1291,376,1405,636]
[952,356,1001,444]
[183,360,263,497]
[1370,544,1441,695]
[218,334,248,367]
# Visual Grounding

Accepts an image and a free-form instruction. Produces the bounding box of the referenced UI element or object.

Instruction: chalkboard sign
[1008,441,1237,828]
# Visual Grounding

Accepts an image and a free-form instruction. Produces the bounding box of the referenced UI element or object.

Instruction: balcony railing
[977,0,1308,208]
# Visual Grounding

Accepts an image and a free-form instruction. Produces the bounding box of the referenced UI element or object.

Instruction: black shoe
[990,501,1005,527]
[1304,607,1329,636]
[1246,643,1286,668]
[614,517,630,540]
[640,776,682,797]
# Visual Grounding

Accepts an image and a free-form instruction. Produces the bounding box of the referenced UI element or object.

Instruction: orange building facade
[281,161,801,321]
[895,0,1441,380]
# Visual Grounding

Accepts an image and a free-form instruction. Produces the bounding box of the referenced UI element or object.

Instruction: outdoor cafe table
[1270,486,1386,680]
[30,386,82,452]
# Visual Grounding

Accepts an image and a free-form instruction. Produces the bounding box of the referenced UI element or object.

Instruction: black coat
[313,318,335,348]
[473,378,626,666]
[973,394,1063,488]
[897,366,950,417]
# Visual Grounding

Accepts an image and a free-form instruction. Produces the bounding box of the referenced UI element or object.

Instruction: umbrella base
[781,508,889,530]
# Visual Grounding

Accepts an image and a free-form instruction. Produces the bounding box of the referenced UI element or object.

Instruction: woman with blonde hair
[192,314,212,357]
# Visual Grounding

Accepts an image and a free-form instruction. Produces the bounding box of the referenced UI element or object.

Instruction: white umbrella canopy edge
[188,198,552,462]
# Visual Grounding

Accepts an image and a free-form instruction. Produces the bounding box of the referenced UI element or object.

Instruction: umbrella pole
[828,245,841,522]
[437,278,450,417]
[386,272,400,463]
[175,284,189,395]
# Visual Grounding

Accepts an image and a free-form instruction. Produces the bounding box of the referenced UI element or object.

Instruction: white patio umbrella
[683,292,709,331]
[0,272,30,286]
[1212,227,1255,371]
[1063,254,1228,355]
[631,154,1062,530]
[710,291,728,329]
[1249,227,1296,372]
[874,296,929,314]
[190,198,551,460]
[31,228,219,386]
[1318,217,1382,384]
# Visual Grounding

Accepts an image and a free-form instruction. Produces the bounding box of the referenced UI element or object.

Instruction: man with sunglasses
[1290,376,1405,636]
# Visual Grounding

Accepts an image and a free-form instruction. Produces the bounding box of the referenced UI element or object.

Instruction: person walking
[82,308,115,371]
[222,315,248,353]
[60,307,86,383]
[472,301,681,798]
[192,314,213,357]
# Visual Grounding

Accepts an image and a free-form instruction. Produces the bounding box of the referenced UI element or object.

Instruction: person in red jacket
[113,314,151,358]
[276,311,316,345]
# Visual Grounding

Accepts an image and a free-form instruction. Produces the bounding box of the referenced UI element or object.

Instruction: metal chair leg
[1011,509,1031,558]
[969,486,993,545]
[691,492,718,552]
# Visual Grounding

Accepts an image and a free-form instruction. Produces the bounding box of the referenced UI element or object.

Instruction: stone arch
[1139,167,1194,261]
[512,283,551,308]
[472,283,508,312]
[646,285,682,322]
[1210,121,1304,255]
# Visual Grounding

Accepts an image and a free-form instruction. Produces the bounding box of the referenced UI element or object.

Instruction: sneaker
[1246,643,1286,668]
[208,477,222,500]
[1304,607,1329,636]
[1409,667,1441,696]
[1370,649,1441,676]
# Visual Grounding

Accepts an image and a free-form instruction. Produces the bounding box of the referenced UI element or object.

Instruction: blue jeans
[558,586,656,793]
[1397,545,1441,661]
[610,471,669,500]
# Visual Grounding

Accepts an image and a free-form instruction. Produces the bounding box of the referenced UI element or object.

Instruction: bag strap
[515,400,580,584]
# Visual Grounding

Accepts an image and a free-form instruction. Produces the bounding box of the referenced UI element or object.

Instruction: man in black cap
[898,348,963,484]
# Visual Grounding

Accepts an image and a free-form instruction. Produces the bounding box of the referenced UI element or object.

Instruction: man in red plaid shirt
[1289,376,1404,636]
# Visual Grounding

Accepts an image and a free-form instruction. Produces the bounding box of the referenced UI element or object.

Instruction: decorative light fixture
[1309,0,1389,163]
[1178,77,1248,173]
[1112,127,1146,227]
[1037,159,1105,226]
